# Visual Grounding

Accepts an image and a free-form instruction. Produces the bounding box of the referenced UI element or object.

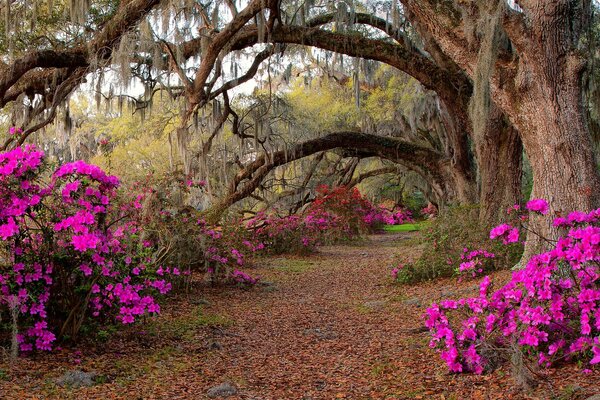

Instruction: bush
[426,200,600,383]
[246,210,339,255]
[0,145,178,352]
[245,185,400,255]
[307,185,383,235]
[393,205,522,284]
[134,176,263,285]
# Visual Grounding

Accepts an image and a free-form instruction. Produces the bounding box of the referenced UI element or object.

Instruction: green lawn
[383,221,428,232]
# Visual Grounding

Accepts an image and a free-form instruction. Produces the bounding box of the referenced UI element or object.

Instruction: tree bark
[501,1,600,256]
[402,0,600,255]
[477,105,523,226]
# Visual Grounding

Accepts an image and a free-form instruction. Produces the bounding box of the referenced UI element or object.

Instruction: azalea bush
[393,205,522,284]
[307,185,387,235]
[136,179,262,286]
[421,203,438,219]
[246,210,339,255]
[426,199,600,384]
[454,248,497,281]
[0,145,179,353]
[383,208,414,225]
[198,219,263,284]
[245,185,398,255]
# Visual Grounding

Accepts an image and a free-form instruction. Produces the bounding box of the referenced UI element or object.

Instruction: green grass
[383,221,428,232]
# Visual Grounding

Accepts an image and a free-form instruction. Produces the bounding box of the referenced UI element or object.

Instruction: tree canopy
[1,0,599,242]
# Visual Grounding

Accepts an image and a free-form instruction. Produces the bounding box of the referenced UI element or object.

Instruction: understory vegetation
[425,201,600,387]
[393,206,522,284]
[0,144,414,354]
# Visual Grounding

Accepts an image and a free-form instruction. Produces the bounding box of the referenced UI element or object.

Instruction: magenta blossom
[526,198,549,215]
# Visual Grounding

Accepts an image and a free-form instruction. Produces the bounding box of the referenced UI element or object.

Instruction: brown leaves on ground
[1,232,599,399]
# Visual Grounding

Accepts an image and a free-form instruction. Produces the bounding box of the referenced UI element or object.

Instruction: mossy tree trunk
[477,105,523,226]
[402,0,600,256]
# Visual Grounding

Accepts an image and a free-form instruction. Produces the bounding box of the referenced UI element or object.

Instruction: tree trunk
[500,1,600,257]
[477,106,523,226]
[448,162,478,205]
[402,0,600,257]
[509,84,600,256]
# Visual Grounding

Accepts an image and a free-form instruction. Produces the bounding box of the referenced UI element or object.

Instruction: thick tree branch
[0,0,162,129]
[306,12,408,44]
[204,131,453,221]
[190,0,276,103]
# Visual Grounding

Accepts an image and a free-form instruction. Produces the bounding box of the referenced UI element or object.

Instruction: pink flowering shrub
[456,248,496,281]
[198,219,263,284]
[246,210,338,255]
[245,186,392,255]
[0,145,177,352]
[421,203,438,218]
[426,200,600,381]
[130,174,262,286]
[391,264,406,281]
[393,205,522,284]
[383,208,414,225]
[231,269,260,285]
[308,185,387,234]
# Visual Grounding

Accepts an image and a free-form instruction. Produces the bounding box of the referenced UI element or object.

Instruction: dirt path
[3,233,599,399]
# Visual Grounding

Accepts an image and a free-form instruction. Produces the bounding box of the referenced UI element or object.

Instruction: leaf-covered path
[3,233,600,399]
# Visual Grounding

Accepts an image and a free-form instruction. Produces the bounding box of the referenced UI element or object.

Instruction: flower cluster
[231,269,260,285]
[456,248,496,280]
[421,203,438,218]
[426,200,600,375]
[489,223,520,244]
[197,219,263,284]
[391,264,404,280]
[246,211,338,255]
[0,144,177,352]
[383,208,414,225]
[8,126,23,136]
[309,185,380,234]
[491,198,550,244]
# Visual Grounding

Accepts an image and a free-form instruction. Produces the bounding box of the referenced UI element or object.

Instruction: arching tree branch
[204,131,456,222]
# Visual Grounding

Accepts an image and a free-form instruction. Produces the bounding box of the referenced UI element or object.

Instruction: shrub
[246,211,338,255]
[393,205,522,284]
[0,145,178,352]
[384,208,414,225]
[426,199,600,383]
[198,219,263,284]
[421,203,438,218]
[245,185,397,255]
[308,185,386,235]
[133,176,262,286]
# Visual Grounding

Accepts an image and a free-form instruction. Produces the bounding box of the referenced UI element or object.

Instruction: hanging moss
[466,0,506,143]
[69,0,90,24]
[114,31,137,89]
